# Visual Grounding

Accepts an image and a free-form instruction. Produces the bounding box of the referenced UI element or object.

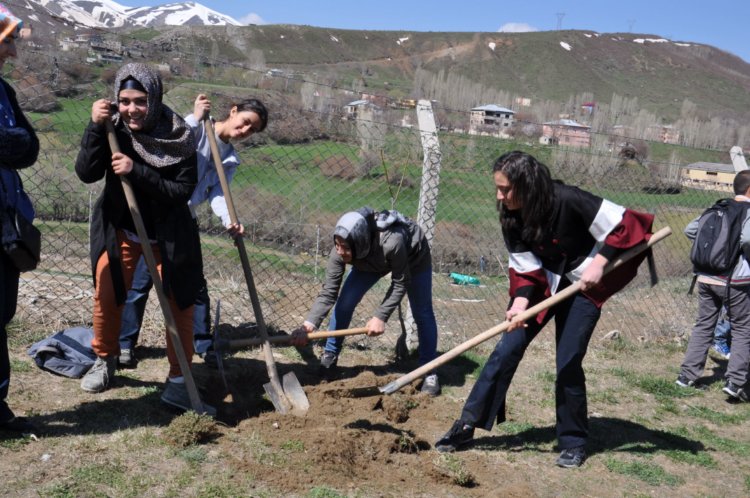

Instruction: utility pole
[627,19,636,32]
[556,12,566,30]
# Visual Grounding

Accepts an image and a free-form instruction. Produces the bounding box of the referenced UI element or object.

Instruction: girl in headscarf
[290,207,441,396]
[75,63,204,412]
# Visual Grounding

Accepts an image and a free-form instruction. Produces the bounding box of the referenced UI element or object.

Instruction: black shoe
[435,420,474,452]
[556,446,587,468]
[117,348,137,369]
[320,351,338,370]
[201,350,219,369]
[0,416,38,435]
[675,374,695,388]
[723,380,749,402]
[420,373,441,397]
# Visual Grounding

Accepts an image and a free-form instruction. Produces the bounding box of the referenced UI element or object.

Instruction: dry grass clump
[162,412,219,448]
[433,454,476,487]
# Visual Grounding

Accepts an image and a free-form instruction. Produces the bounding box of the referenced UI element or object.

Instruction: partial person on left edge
[0,2,39,436]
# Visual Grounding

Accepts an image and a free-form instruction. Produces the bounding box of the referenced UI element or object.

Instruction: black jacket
[0,78,39,171]
[75,120,201,309]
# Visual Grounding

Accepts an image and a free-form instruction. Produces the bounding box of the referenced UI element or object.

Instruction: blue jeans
[461,291,600,449]
[324,266,438,366]
[118,254,212,355]
[714,307,731,349]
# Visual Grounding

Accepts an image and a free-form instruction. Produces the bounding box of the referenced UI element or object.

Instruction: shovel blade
[262,373,310,416]
[282,372,310,416]
[263,381,290,415]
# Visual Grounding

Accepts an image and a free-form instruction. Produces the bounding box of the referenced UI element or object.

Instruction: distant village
[54,28,742,194]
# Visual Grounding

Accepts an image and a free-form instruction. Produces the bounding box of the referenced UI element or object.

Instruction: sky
[124,0,750,63]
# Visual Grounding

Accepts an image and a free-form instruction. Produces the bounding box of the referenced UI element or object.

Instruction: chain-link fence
[6,28,738,356]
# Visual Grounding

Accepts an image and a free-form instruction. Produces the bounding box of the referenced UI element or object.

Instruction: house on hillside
[611,124,634,138]
[681,162,735,192]
[581,102,596,115]
[361,93,388,108]
[343,99,380,120]
[540,119,591,147]
[468,104,515,138]
[646,124,680,144]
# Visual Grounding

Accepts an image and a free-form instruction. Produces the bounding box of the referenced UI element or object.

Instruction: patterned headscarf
[0,2,22,43]
[113,63,194,168]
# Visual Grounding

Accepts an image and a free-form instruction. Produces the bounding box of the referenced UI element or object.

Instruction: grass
[433,454,476,487]
[452,350,488,379]
[281,439,305,452]
[604,457,684,486]
[662,448,717,468]
[308,488,346,498]
[692,426,750,457]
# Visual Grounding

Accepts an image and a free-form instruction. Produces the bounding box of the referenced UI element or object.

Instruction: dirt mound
[203,357,503,495]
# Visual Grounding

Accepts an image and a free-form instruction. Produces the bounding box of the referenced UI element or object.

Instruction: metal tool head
[211,300,230,393]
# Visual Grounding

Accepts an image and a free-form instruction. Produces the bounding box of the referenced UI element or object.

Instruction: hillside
[135,24,750,121]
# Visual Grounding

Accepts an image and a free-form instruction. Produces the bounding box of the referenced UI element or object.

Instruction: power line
[556,13,566,30]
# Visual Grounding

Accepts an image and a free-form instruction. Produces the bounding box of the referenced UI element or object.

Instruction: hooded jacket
[306,208,431,327]
[307,208,432,328]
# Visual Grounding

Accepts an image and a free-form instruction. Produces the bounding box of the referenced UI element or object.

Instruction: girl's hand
[365,316,386,336]
[92,99,113,125]
[506,297,529,332]
[111,152,133,175]
[194,94,211,121]
[227,222,245,238]
[289,321,316,346]
[580,254,608,291]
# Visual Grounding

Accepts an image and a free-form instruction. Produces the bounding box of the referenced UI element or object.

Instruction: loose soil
[2,323,749,497]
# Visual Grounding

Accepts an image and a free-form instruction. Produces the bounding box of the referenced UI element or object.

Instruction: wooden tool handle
[203,116,292,412]
[380,226,673,394]
[105,120,205,413]
[228,327,369,349]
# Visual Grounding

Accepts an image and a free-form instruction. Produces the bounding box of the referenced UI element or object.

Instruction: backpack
[689,198,748,276]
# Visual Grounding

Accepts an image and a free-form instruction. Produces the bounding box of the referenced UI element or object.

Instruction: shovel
[215,326,369,352]
[203,115,309,416]
[105,121,210,415]
[352,226,673,397]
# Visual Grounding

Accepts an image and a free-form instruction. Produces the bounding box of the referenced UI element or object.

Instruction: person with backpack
[289,207,440,396]
[676,169,750,402]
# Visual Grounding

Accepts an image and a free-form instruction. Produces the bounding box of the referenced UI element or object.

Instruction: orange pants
[92,231,194,378]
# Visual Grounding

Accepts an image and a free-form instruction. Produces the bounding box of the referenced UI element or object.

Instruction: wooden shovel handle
[104,120,205,413]
[228,327,369,349]
[203,116,294,412]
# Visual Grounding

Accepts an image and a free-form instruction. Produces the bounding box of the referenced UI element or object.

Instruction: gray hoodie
[306,208,431,327]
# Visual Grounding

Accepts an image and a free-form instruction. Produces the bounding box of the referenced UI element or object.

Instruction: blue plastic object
[450,272,480,286]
